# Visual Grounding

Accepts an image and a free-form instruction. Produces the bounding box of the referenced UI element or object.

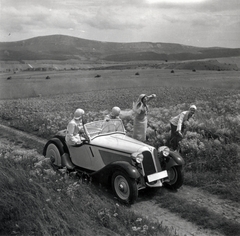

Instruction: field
[0,68,240,235]
[0,68,240,99]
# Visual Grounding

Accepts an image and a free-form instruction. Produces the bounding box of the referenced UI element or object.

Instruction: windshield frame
[83,119,126,140]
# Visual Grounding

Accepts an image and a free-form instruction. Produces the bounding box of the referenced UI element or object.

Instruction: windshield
[84,119,125,139]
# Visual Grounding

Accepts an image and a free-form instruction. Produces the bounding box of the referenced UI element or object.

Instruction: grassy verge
[0,141,175,236]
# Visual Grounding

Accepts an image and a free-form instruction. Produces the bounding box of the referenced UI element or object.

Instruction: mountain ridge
[1,34,240,62]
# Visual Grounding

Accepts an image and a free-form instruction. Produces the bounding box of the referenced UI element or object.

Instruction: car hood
[90,133,153,154]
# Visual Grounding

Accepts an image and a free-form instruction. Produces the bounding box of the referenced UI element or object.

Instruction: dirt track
[0,124,239,236]
[132,184,240,236]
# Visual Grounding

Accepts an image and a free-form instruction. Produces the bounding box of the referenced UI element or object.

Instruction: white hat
[110,106,121,117]
[190,105,197,110]
[74,108,85,119]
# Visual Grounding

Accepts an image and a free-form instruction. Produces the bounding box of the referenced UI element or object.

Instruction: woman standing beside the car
[132,93,156,142]
[65,108,85,146]
[169,105,197,151]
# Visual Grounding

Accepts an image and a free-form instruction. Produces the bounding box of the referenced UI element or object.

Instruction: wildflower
[42,157,51,164]
[98,209,105,217]
[34,160,43,168]
[58,167,67,174]
[13,156,23,163]
[132,226,141,231]
[214,139,221,146]
[143,225,148,230]
[136,218,142,222]
[198,142,205,151]
[43,169,56,176]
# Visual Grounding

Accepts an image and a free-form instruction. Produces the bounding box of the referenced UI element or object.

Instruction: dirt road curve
[0,124,239,236]
[132,184,240,236]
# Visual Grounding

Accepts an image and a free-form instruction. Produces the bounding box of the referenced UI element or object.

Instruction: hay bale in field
[46,76,51,79]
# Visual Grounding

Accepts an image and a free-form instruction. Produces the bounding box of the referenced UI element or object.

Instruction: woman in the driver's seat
[65,108,85,146]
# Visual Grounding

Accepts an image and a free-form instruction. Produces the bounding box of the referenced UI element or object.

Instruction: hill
[1,34,240,62]
[0,35,239,72]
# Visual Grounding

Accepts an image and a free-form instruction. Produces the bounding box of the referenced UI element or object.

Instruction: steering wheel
[82,139,90,144]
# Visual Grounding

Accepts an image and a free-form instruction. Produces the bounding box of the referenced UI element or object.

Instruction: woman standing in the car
[132,93,156,142]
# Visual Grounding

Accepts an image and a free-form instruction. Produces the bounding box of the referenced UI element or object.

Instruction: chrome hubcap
[119,182,127,193]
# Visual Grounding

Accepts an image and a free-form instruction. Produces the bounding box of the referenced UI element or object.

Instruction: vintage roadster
[43,119,184,203]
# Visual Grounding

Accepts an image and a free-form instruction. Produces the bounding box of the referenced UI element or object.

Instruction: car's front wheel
[45,143,62,167]
[111,171,138,204]
[164,166,183,189]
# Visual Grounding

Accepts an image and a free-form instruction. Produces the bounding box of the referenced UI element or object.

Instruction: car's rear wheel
[111,171,138,204]
[45,143,62,167]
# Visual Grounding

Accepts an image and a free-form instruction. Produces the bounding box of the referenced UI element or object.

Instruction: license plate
[147,170,168,182]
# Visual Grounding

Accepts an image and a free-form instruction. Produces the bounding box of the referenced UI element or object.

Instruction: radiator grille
[154,149,162,172]
[142,151,156,176]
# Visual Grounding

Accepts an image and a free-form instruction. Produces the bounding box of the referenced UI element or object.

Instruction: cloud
[0,0,239,47]
[83,6,146,30]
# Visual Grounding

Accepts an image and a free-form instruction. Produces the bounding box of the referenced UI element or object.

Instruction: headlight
[131,152,144,163]
[158,146,170,157]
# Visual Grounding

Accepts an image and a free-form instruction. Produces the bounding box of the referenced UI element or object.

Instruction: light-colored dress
[133,102,148,141]
[65,119,83,145]
[132,93,156,142]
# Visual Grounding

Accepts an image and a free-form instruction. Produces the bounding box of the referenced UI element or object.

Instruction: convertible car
[43,119,184,203]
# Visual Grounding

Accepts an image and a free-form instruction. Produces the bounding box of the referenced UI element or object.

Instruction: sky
[0,0,239,48]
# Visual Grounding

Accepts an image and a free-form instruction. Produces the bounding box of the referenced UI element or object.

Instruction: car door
[68,144,93,170]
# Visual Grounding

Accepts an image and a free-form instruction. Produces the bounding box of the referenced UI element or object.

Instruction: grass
[1,68,240,235]
[0,78,240,205]
[0,142,174,236]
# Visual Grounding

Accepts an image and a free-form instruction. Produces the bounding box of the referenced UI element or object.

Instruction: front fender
[165,151,185,169]
[91,161,140,185]
[110,161,140,179]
